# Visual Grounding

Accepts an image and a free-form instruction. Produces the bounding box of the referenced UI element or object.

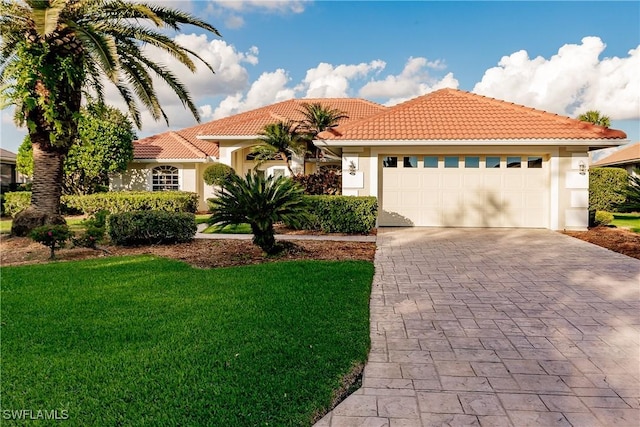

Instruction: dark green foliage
[71,210,109,249]
[30,224,71,259]
[203,163,235,187]
[615,168,640,212]
[64,191,198,214]
[209,173,308,254]
[107,211,196,246]
[2,258,373,426]
[289,196,378,234]
[589,167,628,212]
[252,121,309,175]
[3,191,31,217]
[292,168,342,195]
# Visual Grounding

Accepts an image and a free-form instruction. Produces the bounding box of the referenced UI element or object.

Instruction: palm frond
[72,22,119,81]
[29,0,67,37]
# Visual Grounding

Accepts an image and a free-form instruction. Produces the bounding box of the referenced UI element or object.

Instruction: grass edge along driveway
[1,256,374,426]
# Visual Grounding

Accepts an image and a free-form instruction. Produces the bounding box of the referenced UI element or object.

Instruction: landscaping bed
[564,226,640,261]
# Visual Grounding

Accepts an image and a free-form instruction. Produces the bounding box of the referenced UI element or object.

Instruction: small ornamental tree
[30,224,71,259]
[209,173,308,254]
[203,163,236,190]
[615,168,640,212]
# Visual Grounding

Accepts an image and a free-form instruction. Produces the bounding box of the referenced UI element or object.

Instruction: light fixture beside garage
[579,160,587,175]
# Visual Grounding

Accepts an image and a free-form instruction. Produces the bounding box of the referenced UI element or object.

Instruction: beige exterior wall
[343,144,591,231]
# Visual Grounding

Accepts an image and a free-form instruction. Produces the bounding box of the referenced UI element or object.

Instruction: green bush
[64,191,198,215]
[287,196,377,234]
[203,163,235,187]
[594,211,614,226]
[590,167,628,212]
[3,192,32,217]
[107,211,197,246]
[30,224,71,259]
[71,210,110,249]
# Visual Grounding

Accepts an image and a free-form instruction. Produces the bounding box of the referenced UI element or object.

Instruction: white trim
[549,149,560,230]
[318,138,629,147]
[135,158,209,163]
[370,148,380,200]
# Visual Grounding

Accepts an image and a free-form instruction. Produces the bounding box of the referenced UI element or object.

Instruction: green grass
[203,222,252,234]
[611,212,640,232]
[1,257,373,426]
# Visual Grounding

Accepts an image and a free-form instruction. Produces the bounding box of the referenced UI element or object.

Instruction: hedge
[3,191,198,217]
[107,211,197,246]
[288,195,378,234]
[589,167,628,212]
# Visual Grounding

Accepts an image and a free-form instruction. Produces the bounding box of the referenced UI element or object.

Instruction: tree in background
[298,102,348,163]
[1,0,220,236]
[616,168,640,212]
[577,110,611,128]
[252,121,308,175]
[17,103,136,195]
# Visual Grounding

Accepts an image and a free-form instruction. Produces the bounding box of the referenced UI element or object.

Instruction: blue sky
[1,0,639,153]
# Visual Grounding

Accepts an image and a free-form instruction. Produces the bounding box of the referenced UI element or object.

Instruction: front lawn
[1,257,373,426]
[203,222,252,234]
[612,212,640,232]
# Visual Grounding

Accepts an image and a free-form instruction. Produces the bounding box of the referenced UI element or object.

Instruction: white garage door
[380,155,548,228]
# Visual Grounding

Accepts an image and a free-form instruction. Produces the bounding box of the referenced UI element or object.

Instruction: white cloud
[211,69,297,119]
[299,61,386,98]
[210,0,307,14]
[473,36,640,120]
[359,57,459,105]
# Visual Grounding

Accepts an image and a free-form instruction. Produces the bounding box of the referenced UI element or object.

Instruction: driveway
[316,228,640,427]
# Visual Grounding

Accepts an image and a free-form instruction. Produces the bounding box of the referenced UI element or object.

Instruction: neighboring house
[0,148,17,191]
[591,142,640,177]
[112,89,628,230]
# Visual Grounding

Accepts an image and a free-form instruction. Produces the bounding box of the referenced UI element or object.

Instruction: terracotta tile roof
[134,131,218,160]
[196,98,387,136]
[321,89,628,141]
[593,142,640,167]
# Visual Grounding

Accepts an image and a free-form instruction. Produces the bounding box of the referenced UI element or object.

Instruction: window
[528,156,543,168]
[403,156,418,168]
[271,168,285,179]
[465,156,480,168]
[383,156,398,168]
[152,166,179,191]
[486,156,501,168]
[507,157,521,168]
[423,156,438,168]
[444,156,459,168]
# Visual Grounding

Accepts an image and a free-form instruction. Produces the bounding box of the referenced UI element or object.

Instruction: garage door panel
[380,155,547,228]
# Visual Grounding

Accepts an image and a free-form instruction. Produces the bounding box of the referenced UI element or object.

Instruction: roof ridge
[169,132,207,158]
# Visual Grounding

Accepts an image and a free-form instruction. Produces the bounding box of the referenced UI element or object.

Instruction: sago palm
[252,121,308,176]
[0,0,220,235]
[208,173,308,254]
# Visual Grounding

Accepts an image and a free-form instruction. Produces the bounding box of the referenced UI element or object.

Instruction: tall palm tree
[298,102,348,163]
[252,121,308,175]
[0,0,220,235]
[577,110,611,128]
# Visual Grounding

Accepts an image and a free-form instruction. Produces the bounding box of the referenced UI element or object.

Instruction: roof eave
[197,135,261,141]
[315,138,629,147]
[132,158,213,163]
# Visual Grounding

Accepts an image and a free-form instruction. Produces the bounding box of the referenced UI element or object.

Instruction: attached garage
[379,153,547,227]
[316,89,628,231]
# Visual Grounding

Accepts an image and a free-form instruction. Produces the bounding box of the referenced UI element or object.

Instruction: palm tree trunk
[10,130,67,236]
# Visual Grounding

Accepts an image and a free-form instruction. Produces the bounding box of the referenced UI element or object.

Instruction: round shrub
[594,211,614,226]
[203,163,236,187]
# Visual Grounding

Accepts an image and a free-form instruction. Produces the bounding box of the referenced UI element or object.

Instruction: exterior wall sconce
[348,160,357,175]
[579,160,587,175]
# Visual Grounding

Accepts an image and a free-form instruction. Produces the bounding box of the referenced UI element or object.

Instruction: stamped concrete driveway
[316,228,640,427]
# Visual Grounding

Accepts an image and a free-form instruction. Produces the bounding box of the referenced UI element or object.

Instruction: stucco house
[111,89,628,230]
[591,142,640,177]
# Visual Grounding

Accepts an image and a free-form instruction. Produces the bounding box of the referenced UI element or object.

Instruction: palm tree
[577,110,611,128]
[208,173,308,254]
[298,102,348,163]
[252,121,308,175]
[0,0,220,236]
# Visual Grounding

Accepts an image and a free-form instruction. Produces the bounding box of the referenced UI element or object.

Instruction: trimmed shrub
[203,163,235,187]
[30,224,71,259]
[107,210,197,246]
[589,167,628,212]
[64,191,198,214]
[594,211,614,226]
[71,210,109,249]
[288,196,377,234]
[3,192,32,217]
